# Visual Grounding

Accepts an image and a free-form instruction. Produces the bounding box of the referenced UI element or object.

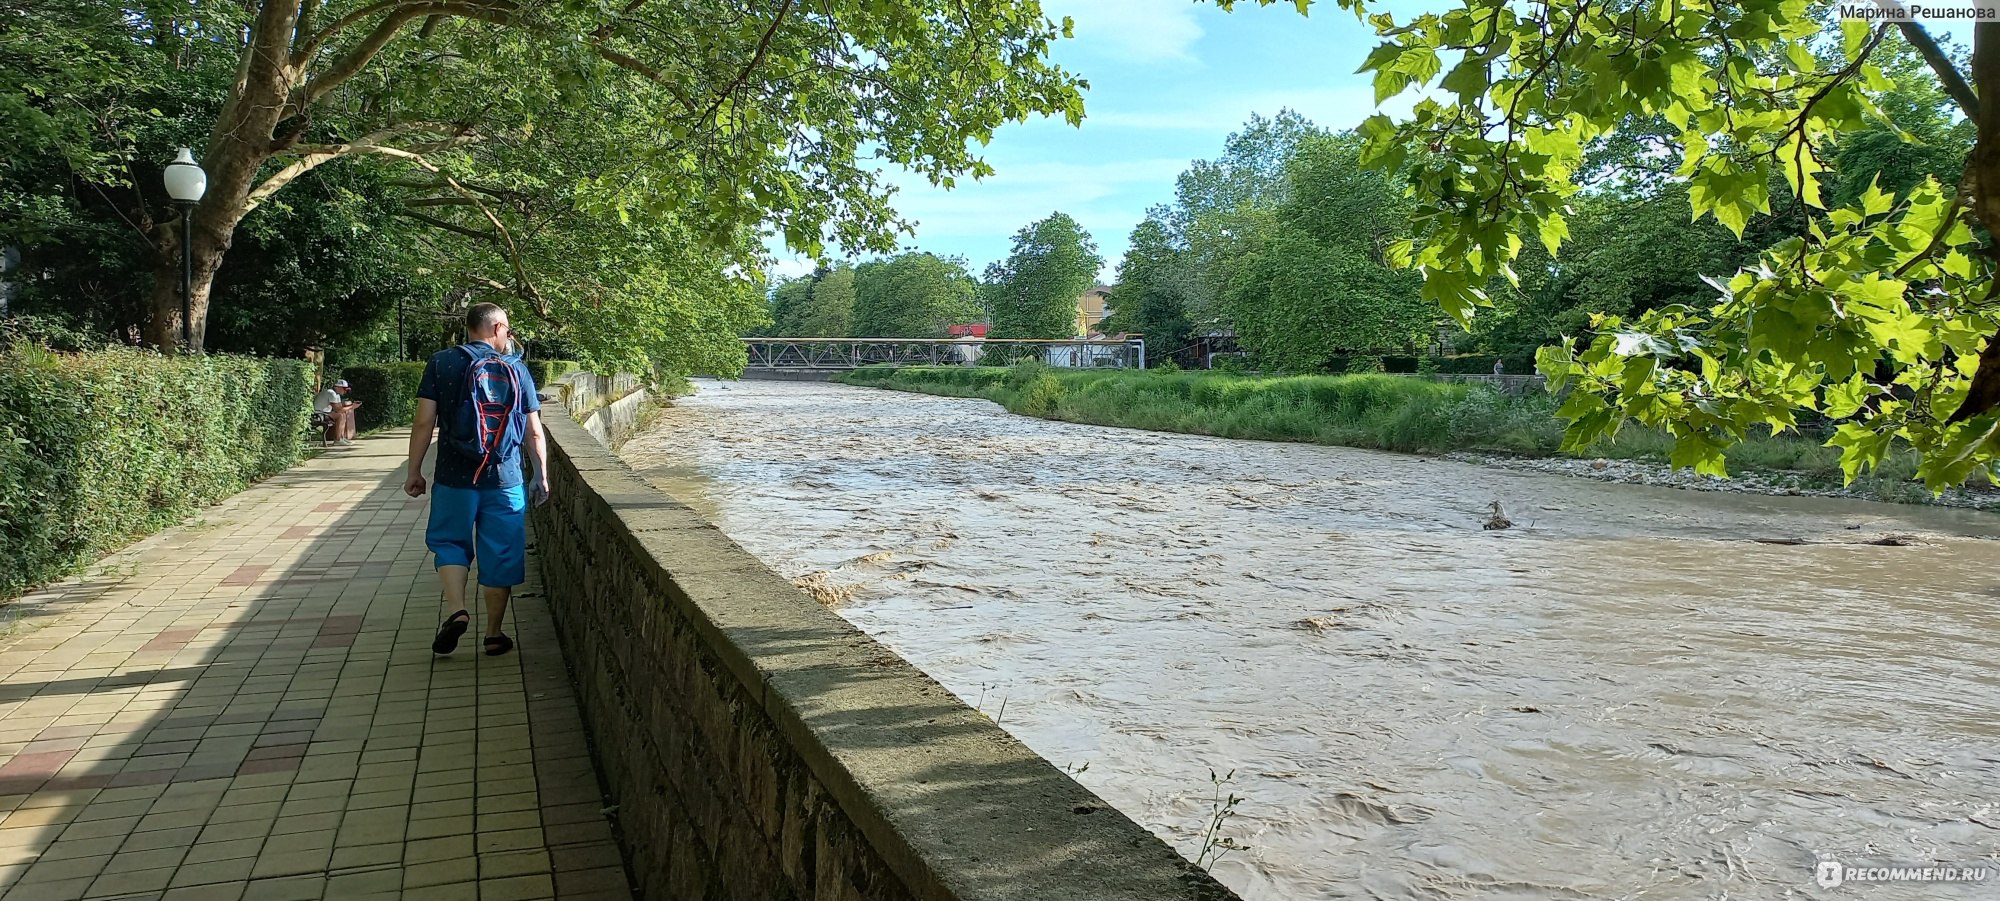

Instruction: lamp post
[162,148,207,352]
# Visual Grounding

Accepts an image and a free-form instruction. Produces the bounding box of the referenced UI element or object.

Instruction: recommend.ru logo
[1814,857,1994,888]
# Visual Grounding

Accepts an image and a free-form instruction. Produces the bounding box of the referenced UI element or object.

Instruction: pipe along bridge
[742,337,1147,373]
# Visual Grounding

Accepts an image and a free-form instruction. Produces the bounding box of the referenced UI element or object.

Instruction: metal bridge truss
[742,338,1147,371]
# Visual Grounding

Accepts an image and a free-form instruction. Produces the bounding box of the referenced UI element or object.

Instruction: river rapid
[619,379,2000,901]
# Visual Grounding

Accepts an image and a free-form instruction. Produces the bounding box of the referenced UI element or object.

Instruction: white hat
[333,379,350,388]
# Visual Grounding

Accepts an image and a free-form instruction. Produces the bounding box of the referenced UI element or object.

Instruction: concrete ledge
[738,369,840,382]
[529,411,1239,900]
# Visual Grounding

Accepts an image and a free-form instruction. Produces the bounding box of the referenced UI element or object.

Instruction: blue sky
[767,0,1411,283]
[764,4,1976,284]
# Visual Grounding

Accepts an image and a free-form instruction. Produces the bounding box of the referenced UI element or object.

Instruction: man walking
[404,303,549,656]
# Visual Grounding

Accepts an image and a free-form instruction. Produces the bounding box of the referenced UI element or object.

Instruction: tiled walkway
[0,431,629,900]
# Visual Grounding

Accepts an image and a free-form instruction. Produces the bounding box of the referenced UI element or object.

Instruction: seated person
[314,379,361,445]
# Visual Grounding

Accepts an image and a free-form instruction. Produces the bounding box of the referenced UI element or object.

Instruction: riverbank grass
[834,364,1928,497]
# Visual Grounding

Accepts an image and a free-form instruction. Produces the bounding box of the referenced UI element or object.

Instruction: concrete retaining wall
[529,411,1239,901]
[546,371,645,418]
[539,370,649,448]
[579,385,649,448]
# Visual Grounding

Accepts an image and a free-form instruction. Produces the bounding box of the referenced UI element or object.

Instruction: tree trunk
[141,208,231,352]
[1947,23,2000,422]
[142,0,299,353]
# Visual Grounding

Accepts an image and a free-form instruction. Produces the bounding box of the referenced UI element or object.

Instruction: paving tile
[550,842,622,873]
[3,875,96,900]
[239,873,325,901]
[84,863,175,895]
[247,847,332,880]
[199,817,276,844]
[554,866,629,896]
[184,836,265,864]
[164,881,246,901]
[477,809,541,834]
[0,804,81,828]
[133,806,211,832]
[327,841,401,871]
[58,815,139,842]
[403,857,478,889]
[322,867,401,896]
[169,855,255,887]
[479,848,552,878]
[39,836,125,863]
[119,826,199,854]
[269,810,341,836]
[406,813,473,841]
[17,852,111,885]
[405,832,474,864]
[0,432,630,901]
[480,872,556,901]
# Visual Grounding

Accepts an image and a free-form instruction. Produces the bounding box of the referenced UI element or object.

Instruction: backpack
[441,343,527,485]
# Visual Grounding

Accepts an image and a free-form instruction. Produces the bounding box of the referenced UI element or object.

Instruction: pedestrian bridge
[742,337,1146,372]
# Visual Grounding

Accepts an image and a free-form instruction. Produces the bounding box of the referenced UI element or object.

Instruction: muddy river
[620,379,2000,900]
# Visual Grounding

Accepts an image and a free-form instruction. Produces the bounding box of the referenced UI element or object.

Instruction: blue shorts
[426,484,527,587]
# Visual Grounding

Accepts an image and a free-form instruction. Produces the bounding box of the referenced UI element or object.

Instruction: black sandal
[432,610,470,655]
[483,633,514,656]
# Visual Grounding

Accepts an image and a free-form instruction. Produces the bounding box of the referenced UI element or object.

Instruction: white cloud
[1087,85,1426,133]
[1048,0,1205,64]
[895,166,1163,280]
[763,256,817,282]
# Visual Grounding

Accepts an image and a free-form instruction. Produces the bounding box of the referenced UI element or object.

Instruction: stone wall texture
[529,411,1240,901]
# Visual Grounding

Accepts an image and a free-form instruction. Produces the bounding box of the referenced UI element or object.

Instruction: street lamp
[162,148,206,351]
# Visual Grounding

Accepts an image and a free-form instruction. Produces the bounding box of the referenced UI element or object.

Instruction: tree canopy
[984,212,1102,339]
[3,0,1085,376]
[1101,213,1199,353]
[1213,0,2000,487]
[1219,132,1432,370]
[848,253,983,338]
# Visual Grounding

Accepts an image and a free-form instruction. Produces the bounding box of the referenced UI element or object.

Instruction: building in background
[1075,284,1112,337]
[944,323,988,364]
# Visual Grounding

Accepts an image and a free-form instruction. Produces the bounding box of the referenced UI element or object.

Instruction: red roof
[945,324,989,337]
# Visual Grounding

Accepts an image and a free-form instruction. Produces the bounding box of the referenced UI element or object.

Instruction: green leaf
[1537,210,1568,256]
[1668,432,1728,477]
[1822,376,1870,418]
[1440,57,1488,103]
[1858,176,1892,217]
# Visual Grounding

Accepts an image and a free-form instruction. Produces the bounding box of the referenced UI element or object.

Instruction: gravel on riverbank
[1447,452,2000,512]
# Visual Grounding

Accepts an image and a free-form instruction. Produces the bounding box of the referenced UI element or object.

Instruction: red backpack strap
[468,357,521,486]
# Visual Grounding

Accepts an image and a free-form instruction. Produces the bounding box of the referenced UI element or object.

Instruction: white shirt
[315,388,341,414]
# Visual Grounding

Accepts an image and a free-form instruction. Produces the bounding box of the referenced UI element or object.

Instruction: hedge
[340,362,426,432]
[1308,353,1538,375]
[524,359,578,387]
[1,346,315,598]
[1433,353,1539,375]
[343,358,577,433]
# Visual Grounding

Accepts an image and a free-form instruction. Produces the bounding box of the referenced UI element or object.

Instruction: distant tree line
[763,29,1965,410]
[760,211,1104,340]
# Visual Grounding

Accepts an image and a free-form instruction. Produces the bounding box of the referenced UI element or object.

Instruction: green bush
[1019,372,1066,417]
[835,366,1937,492]
[340,362,426,432]
[1434,353,1537,375]
[524,359,578,388]
[1,346,314,598]
[356,359,577,431]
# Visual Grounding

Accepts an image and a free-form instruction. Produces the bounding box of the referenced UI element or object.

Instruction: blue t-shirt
[417,343,541,489]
